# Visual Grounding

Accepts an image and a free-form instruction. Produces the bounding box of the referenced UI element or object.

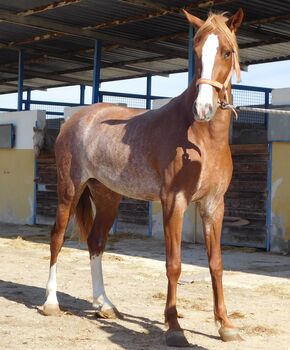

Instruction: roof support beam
[117,0,236,11]
[83,1,236,31]
[0,1,236,56]
[0,66,92,86]
[16,0,82,17]
[244,12,290,26]
[0,8,185,59]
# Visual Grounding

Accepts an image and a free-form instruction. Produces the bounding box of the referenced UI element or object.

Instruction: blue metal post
[266,142,273,252]
[146,74,153,236]
[33,157,37,225]
[146,74,152,109]
[92,40,102,104]
[112,217,118,234]
[18,49,24,111]
[80,84,86,105]
[264,91,270,129]
[188,24,195,86]
[25,89,31,110]
[148,201,153,237]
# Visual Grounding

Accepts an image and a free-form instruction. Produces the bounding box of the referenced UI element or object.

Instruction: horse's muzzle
[192,101,214,122]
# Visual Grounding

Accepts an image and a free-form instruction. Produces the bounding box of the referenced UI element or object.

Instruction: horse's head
[184,9,244,122]
[33,126,45,157]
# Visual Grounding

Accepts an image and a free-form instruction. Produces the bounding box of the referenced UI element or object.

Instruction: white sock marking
[44,264,59,306]
[196,34,219,114]
[90,254,114,311]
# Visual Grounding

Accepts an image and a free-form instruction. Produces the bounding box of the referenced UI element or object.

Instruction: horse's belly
[88,162,161,201]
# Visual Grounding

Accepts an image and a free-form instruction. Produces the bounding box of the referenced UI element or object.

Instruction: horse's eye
[224,51,231,59]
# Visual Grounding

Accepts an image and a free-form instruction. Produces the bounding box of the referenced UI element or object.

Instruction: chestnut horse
[43,9,244,347]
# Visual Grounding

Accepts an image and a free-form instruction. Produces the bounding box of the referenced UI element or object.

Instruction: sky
[0,59,290,109]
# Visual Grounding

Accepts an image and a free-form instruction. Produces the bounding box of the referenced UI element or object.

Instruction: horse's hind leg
[43,178,77,316]
[87,179,122,318]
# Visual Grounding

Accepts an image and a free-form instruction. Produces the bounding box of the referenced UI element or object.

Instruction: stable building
[0,1,290,253]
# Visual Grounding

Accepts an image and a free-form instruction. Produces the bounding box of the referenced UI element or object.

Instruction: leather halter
[196,50,240,118]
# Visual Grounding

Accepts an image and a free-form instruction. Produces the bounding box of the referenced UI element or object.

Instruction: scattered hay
[103,254,124,262]
[229,311,246,319]
[256,284,290,299]
[242,325,279,336]
[8,236,25,248]
[151,293,209,311]
[152,292,166,300]
[178,297,209,311]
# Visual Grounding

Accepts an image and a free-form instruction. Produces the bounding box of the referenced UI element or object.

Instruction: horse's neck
[181,81,232,145]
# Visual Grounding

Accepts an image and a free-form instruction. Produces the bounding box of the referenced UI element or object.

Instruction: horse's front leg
[161,191,189,347]
[199,198,241,342]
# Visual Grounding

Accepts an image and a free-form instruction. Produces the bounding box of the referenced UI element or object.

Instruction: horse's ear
[183,9,204,28]
[227,8,244,32]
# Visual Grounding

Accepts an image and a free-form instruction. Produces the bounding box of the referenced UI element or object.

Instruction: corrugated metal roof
[0,0,289,94]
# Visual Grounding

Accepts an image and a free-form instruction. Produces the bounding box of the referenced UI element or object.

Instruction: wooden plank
[224,143,268,248]
[233,162,268,173]
[228,180,267,193]
[230,144,268,155]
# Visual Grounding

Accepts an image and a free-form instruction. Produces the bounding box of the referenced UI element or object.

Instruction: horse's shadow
[0,279,211,349]
[0,279,91,315]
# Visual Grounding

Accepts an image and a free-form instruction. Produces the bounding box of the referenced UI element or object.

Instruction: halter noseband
[196,50,240,118]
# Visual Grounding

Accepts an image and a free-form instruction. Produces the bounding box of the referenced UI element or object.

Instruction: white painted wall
[153,98,171,110]
[64,106,85,121]
[272,88,290,106]
[0,110,46,149]
[0,110,46,225]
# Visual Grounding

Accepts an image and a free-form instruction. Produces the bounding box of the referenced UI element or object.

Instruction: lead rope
[220,101,238,119]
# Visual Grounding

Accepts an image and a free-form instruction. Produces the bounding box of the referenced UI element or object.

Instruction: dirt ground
[0,223,289,350]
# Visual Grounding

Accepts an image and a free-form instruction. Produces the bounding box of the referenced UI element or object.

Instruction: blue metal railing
[0,86,272,125]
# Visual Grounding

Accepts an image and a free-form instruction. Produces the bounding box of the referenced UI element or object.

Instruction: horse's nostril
[205,103,213,113]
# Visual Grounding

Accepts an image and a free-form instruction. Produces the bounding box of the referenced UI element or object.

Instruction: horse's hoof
[165,330,190,347]
[219,326,242,342]
[95,307,123,319]
[42,303,62,316]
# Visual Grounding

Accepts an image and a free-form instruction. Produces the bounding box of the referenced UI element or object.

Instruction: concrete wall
[272,88,290,106]
[268,88,290,253]
[64,105,85,121]
[268,88,290,142]
[152,201,203,243]
[0,110,46,224]
[270,142,290,253]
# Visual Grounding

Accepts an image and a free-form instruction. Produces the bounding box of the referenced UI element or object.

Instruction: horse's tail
[75,186,94,242]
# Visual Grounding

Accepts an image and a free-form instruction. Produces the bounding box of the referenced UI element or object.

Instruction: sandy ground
[0,223,290,350]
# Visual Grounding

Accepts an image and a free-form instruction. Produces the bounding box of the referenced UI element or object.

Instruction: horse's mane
[195,12,240,81]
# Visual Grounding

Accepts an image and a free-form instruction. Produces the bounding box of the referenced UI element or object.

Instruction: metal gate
[222,85,272,249]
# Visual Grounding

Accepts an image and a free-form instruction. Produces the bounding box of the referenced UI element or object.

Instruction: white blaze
[90,254,114,310]
[196,33,219,111]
